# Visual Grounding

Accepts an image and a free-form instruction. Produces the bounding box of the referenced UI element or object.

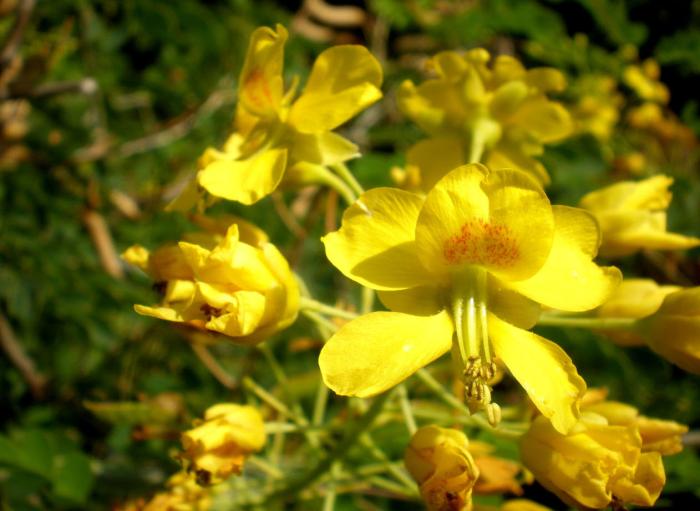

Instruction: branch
[0,312,46,398]
[0,0,35,68]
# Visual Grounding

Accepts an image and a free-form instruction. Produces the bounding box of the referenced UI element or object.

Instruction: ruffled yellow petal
[323,188,433,290]
[415,164,554,282]
[197,147,288,205]
[507,206,621,311]
[405,137,465,192]
[288,45,382,133]
[489,313,585,434]
[238,25,287,118]
[204,288,267,337]
[319,310,453,397]
[611,452,665,507]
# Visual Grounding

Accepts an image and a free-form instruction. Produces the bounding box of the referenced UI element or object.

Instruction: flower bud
[181,403,266,485]
[405,425,479,511]
[520,414,665,509]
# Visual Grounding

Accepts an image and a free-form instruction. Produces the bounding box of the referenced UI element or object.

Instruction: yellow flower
[474,500,552,511]
[405,425,479,511]
[468,441,525,496]
[188,25,382,205]
[181,403,266,484]
[640,288,700,374]
[398,49,572,187]
[596,279,680,346]
[569,75,622,142]
[582,398,688,456]
[520,413,665,509]
[623,60,669,104]
[579,175,700,257]
[320,163,621,433]
[123,217,299,345]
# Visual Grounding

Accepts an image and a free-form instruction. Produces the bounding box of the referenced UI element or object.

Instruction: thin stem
[313,379,330,426]
[360,434,417,492]
[322,463,341,511]
[248,456,284,478]
[243,377,297,422]
[331,162,364,196]
[301,309,339,334]
[361,287,375,314]
[315,166,357,205]
[263,390,395,503]
[300,297,358,320]
[397,384,417,435]
[537,315,637,330]
[190,343,237,390]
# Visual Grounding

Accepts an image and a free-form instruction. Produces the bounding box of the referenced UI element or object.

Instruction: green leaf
[51,451,94,504]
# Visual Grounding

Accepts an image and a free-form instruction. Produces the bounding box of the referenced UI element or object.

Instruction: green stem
[264,390,395,503]
[315,165,357,205]
[537,315,637,330]
[300,297,359,320]
[331,162,365,196]
[360,434,417,492]
[301,309,339,334]
[397,384,417,435]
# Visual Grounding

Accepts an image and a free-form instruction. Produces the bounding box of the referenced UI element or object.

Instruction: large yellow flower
[123,217,299,345]
[579,175,700,257]
[182,25,382,206]
[320,163,620,433]
[397,50,572,188]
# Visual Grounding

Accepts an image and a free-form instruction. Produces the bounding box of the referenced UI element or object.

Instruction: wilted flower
[172,25,382,207]
[520,413,665,509]
[405,425,479,511]
[181,403,266,484]
[397,49,572,187]
[579,175,700,257]
[123,217,299,345]
[321,163,621,433]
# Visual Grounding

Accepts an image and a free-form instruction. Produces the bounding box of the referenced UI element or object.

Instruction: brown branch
[82,209,124,279]
[0,77,98,101]
[0,312,46,398]
[0,0,35,68]
[190,342,237,390]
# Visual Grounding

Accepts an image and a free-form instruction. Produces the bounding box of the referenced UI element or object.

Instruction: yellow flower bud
[181,404,266,485]
[597,279,680,346]
[124,219,299,345]
[405,425,479,511]
[579,175,700,257]
[623,60,669,104]
[641,288,700,374]
[520,414,665,509]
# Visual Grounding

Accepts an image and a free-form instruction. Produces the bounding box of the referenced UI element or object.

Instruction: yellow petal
[319,310,453,397]
[397,79,466,135]
[489,313,585,434]
[507,206,622,311]
[415,164,554,282]
[507,97,573,143]
[377,285,445,316]
[288,45,382,133]
[238,25,288,118]
[486,146,550,185]
[611,452,665,507]
[205,289,267,337]
[405,137,465,192]
[323,188,433,290]
[197,148,288,205]
[290,131,359,166]
[488,276,541,329]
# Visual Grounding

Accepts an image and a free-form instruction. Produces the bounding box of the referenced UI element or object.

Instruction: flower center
[443,219,518,268]
[450,267,501,426]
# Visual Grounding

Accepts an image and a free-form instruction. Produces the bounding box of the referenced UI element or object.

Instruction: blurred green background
[1,0,699,509]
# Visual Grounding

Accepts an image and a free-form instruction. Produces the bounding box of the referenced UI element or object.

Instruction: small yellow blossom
[398,49,572,187]
[623,59,669,104]
[320,163,621,433]
[181,403,266,484]
[520,413,665,509]
[569,75,622,142]
[123,217,299,345]
[118,472,212,511]
[405,425,479,511]
[579,175,700,257]
[582,398,688,456]
[474,500,552,511]
[176,25,382,207]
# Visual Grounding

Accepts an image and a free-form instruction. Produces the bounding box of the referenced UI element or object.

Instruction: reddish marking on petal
[243,68,273,110]
[443,219,519,267]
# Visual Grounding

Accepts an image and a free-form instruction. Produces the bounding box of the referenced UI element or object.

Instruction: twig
[0,312,46,398]
[0,78,98,101]
[190,343,237,390]
[81,209,124,279]
[0,0,35,69]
